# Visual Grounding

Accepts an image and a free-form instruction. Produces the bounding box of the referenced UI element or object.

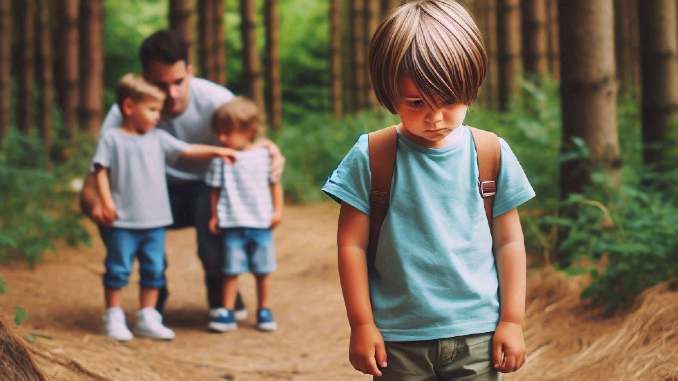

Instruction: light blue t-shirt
[91,128,188,229]
[322,125,535,341]
[205,148,275,229]
[100,78,234,182]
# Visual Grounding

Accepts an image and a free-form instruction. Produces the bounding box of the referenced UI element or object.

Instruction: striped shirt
[205,148,274,228]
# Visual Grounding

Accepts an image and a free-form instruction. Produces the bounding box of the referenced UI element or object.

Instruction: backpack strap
[469,127,501,234]
[367,125,398,268]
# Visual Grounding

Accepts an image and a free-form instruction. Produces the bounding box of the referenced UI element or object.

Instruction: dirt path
[1,203,676,380]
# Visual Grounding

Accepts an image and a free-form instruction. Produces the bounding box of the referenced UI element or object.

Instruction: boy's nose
[426,108,444,123]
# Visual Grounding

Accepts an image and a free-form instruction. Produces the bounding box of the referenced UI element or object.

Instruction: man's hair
[116,73,165,115]
[139,30,189,72]
[211,97,262,140]
[368,0,487,113]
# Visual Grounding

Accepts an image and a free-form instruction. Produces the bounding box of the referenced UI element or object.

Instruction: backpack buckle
[479,180,496,198]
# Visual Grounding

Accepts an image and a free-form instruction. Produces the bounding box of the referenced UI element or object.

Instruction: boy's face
[395,75,469,148]
[217,129,253,150]
[143,60,193,118]
[123,97,164,134]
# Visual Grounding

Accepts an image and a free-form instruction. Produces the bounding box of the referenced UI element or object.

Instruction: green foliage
[14,307,28,326]
[273,110,398,202]
[0,131,91,265]
[0,275,5,294]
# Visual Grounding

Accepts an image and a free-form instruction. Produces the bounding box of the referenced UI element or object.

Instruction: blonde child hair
[210,97,262,141]
[115,73,166,115]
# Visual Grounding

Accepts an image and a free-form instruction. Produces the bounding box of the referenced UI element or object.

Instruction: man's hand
[254,139,285,182]
[209,216,220,235]
[217,147,237,164]
[492,321,527,373]
[349,323,388,377]
[99,201,117,226]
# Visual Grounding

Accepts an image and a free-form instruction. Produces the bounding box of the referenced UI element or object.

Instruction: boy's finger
[375,341,388,369]
[366,356,382,377]
[492,341,503,369]
[505,354,517,372]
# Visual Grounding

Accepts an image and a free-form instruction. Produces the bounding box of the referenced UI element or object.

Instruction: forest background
[0,0,676,340]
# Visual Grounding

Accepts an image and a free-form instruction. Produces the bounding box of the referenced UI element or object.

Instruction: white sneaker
[210,307,248,322]
[103,307,133,342]
[134,308,176,340]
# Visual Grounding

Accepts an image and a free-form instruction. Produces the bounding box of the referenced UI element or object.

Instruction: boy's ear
[120,98,135,117]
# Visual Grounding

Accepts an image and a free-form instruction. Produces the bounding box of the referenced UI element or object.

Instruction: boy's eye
[406,99,425,108]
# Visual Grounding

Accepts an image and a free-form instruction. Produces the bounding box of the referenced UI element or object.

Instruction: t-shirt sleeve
[91,131,113,171]
[321,134,371,215]
[493,138,536,216]
[157,129,190,163]
[205,157,224,188]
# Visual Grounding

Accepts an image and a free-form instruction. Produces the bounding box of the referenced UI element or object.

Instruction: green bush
[0,131,91,265]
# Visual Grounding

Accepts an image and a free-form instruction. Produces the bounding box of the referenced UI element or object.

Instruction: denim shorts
[377,332,499,380]
[99,226,166,289]
[222,228,276,275]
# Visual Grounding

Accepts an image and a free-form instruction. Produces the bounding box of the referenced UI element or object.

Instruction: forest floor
[1,203,677,381]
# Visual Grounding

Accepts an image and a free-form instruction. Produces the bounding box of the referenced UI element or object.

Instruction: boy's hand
[218,148,237,164]
[270,211,282,229]
[100,201,117,225]
[209,216,220,235]
[349,323,388,377]
[492,321,527,373]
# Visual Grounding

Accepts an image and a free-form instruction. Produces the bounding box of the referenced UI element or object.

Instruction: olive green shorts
[376,332,500,381]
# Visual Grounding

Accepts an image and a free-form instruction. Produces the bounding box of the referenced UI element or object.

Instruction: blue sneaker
[256,308,277,332]
[208,308,237,332]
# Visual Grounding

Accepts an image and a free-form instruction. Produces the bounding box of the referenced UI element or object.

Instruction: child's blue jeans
[222,227,276,275]
[99,226,166,289]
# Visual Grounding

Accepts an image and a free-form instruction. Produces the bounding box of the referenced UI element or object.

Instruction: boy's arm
[93,165,117,225]
[337,203,387,377]
[251,138,285,182]
[180,144,237,163]
[208,187,220,235]
[80,173,107,224]
[492,208,527,373]
[269,182,283,228]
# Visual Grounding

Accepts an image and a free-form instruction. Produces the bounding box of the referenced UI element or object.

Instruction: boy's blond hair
[115,73,165,115]
[211,97,262,141]
[369,0,487,112]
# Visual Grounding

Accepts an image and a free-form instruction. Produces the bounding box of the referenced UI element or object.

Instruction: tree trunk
[265,0,281,130]
[330,0,343,118]
[0,0,11,141]
[497,0,521,111]
[240,0,264,114]
[212,0,226,84]
[351,0,367,111]
[16,0,35,134]
[521,0,548,81]
[36,0,54,148]
[169,0,196,66]
[614,0,639,96]
[546,0,559,80]
[60,0,80,139]
[559,0,620,197]
[365,0,380,108]
[198,0,214,79]
[638,0,678,171]
[474,0,498,110]
[79,0,103,135]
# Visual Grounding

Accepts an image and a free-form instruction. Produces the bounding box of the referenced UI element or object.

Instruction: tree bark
[559,0,620,197]
[497,0,521,111]
[638,0,678,171]
[212,0,226,84]
[546,0,559,80]
[240,0,264,113]
[198,0,214,79]
[265,0,281,130]
[474,0,498,110]
[169,0,196,66]
[330,0,343,118]
[59,0,80,139]
[351,0,367,111]
[0,0,11,141]
[36,0,54,148]
[365,0,380,108]
[521,0,548,81]
[79,0,103,135]
[614,0,639,96]
[16,0,35,134]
